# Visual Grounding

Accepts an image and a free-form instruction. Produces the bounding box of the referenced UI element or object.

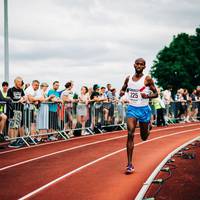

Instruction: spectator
[104,84,115,124]
[24,83,30,90]
[189,89,198,121]
[100,87,108,100]
[100,87,109,125]
[25,80,41,104]
[118,93,128,124]
[182,89,190,122]
[196,86,200,120]
[87,87,93,126]
[0,90,8,142]
[111,88,118,102]
[162,86,173,120]
[47,81,62,140]
[61,81,77,135]
[7,77,26,148]
[90,84,103,129]
[25,80,42,136]
[174,89,185,121]
[88,87,93,96]
[0,82,9,132]
[1,81,9,98]
[77,86,90,135]
[36,83,55,138]
[106,83,112,93]
[152,88,166,126]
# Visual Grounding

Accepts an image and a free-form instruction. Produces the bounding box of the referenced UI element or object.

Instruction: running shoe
[126,164,135,174]
[16,138,26,147]
[48,135,58,141]
[8,140,23,148]
[0,134,5,142]
[81,130,90,136]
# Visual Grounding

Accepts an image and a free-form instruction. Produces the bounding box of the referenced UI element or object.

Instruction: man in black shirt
[7,77,26,148]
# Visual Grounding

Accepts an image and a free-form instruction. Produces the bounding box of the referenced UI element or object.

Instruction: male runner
[120,58,158,174]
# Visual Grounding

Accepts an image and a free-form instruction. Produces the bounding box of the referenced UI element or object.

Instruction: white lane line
[135,136,200,200]
[0,123,198,155]
[0,135,126,171]
[0,124,198,171]
[19,127,200,200]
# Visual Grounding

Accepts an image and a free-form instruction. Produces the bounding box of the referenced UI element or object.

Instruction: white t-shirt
[61,89,74,108]
[61,90,74,100]
[78,93,90,105]
[25,86,40,108]
[162,90,172,105]
[25,86,40,97]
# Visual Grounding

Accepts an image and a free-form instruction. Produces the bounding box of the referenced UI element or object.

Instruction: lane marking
[0,123,198,155]
[19,127,200,200]
[135,136,200,200]
[0,124,199,171]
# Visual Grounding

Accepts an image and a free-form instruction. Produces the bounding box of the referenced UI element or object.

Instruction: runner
[120,58,158,174]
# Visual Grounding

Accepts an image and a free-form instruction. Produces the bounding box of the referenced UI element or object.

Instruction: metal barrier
[0,99,199,148]
[93,101,126,132]
[26,101,94,143]
[150,100,200,126]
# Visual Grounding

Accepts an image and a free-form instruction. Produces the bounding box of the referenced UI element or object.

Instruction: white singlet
[127,75,150,107]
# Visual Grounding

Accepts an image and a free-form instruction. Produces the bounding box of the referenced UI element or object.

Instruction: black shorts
[49,111,58,130]
[192,102,198,110]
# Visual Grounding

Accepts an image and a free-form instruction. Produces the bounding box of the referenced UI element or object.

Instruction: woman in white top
[77,86,90,135]
[61,81,78,131]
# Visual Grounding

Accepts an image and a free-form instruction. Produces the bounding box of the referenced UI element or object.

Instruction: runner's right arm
[119,76,130,97]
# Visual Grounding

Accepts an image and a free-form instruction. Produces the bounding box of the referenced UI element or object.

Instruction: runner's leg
[139,122,150,141]
[127,117,137,165]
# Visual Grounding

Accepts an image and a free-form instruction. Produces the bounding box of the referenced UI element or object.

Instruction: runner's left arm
[141,75,158,99]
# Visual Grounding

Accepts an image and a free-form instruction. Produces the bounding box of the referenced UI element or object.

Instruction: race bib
[128,89,140,102]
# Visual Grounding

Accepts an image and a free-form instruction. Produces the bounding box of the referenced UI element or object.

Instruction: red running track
[0,123,200,200]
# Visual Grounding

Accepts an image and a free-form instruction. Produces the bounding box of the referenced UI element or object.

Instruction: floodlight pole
[4,0,9,83]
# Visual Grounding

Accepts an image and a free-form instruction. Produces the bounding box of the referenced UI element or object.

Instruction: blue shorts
[126,105,151,123]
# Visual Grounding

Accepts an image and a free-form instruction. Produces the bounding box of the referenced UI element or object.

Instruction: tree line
[151,26,200,93]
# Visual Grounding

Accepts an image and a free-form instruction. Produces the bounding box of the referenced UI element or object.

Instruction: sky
[0,0,200,92]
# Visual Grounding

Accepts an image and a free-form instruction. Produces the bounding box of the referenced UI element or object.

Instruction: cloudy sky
[0,0,200,92]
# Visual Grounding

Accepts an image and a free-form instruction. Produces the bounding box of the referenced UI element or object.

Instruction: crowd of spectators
[0,76,200,148]
[0,77,120,148]
[150,86,200,126]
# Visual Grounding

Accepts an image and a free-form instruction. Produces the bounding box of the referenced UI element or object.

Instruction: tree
[151,27,200,93]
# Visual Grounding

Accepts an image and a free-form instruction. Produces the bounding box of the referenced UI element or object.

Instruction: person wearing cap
[90,84,104,129]
[120,58,158,174]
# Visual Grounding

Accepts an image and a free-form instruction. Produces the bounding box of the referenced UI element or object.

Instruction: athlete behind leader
[120,58,158,174]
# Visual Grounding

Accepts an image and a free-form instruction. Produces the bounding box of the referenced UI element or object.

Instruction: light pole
[4,0,9,83]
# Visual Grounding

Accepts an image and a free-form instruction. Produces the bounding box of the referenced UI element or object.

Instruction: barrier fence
[0,99,200,147]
